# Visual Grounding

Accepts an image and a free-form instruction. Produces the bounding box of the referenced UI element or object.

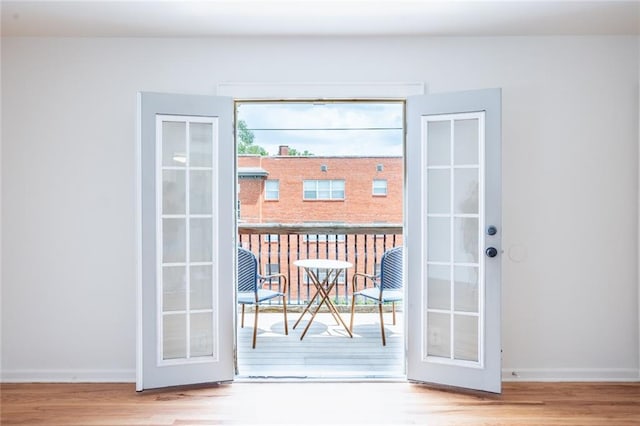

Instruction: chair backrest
[237,247,258,293]
[380,246,403,290]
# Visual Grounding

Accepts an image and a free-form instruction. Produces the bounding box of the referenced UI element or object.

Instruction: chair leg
[241,304,245,328]
[252,304,259,349]
[378,302,386,346]
[349,294,356,332]
[392,302,396,325]
[282,296,288,335]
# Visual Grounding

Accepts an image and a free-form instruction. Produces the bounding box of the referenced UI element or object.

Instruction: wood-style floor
[2,382,640,425]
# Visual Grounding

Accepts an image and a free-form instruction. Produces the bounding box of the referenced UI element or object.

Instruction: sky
[236,102,404,156]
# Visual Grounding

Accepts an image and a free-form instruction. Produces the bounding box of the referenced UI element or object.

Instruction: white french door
[406,89,502,393]
[136,87,500,392]
[137,93,235,391]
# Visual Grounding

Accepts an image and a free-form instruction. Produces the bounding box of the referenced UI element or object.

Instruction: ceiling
[1,0,639,37]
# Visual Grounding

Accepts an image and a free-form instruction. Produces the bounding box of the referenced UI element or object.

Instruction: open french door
[137,93,235,391]
[406,89,502,393]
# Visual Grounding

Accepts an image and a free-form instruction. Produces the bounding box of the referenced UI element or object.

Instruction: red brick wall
[238,155,403,224]
[238,178,262,223]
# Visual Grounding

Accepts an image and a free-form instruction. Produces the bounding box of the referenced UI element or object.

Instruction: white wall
[1,35,638,382]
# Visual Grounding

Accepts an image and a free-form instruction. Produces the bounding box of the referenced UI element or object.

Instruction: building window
[372,179,388,196]
[304,234,346,243]
[265,180,279,200]
[303,179,345,200]
[264,263,281,283]
[263,234,280,243]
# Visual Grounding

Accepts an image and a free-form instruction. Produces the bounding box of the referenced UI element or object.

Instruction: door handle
[486,247,498,258]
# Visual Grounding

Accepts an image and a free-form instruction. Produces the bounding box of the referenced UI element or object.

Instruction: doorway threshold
[235,375,407,383]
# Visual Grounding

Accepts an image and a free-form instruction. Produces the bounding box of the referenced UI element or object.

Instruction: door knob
[486,247,498,258]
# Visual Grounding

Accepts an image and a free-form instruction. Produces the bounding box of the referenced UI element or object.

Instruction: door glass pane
[163,314,186,360]
[427,312,450,358]
[427,121,450,166]
[162,121,186,166]
[453,217,478,263]
[163,170,185,214]
[190,218,212,262]
[454,119,479,165]
[190,265,213,310]
[163,219,186,263]
[454,315,478,362]
[163,266,186,312]
[190,122,213,167]
[427,265,450,310]
[427,169,450,214]
[190,312,214,357]
[427,217,450,262]
[454,168,479,214]
[190,171,212,214]
[454,266,478,313]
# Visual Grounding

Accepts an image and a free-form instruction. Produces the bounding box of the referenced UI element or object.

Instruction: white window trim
[303,179,345,200]
[155,115,218,366]
[373,179,388,196]
[217,82,425,100]
[265,179,279,201]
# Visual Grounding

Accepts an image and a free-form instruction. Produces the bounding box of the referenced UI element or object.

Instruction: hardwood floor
[2,382,640,425]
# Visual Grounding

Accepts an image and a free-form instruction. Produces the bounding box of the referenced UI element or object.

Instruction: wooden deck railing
[238,223,403,306]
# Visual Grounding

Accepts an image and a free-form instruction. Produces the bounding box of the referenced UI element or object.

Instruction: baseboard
[1,369,136,383]
[3,368,638,383]
[502,368,639,382]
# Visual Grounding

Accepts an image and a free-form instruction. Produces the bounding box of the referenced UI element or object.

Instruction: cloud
[237,102,403,156]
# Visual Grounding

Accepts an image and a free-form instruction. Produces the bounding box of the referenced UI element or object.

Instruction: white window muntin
[303,179,345,200]
[156,114,218,366]
[422,111,485,369]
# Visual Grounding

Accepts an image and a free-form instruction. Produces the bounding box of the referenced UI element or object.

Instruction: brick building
[238,146,403,225]
[237,146,403,305]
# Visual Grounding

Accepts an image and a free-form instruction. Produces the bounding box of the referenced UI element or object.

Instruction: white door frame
[221,82,424,379]
[216,82,425,100]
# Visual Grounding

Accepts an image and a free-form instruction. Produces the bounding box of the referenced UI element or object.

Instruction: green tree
[237,120,268,155]
[288,147,314,156]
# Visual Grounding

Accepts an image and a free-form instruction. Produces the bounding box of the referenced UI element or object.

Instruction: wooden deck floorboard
[237,312,405,378]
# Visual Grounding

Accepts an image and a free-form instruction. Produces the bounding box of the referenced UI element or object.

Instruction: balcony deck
[236,312,405,379]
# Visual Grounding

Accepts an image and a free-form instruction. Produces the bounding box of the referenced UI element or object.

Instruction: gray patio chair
[237,247,288,348]
[349,246,403,346]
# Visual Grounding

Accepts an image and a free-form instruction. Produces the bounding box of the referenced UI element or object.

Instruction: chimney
[278,145,289,156]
